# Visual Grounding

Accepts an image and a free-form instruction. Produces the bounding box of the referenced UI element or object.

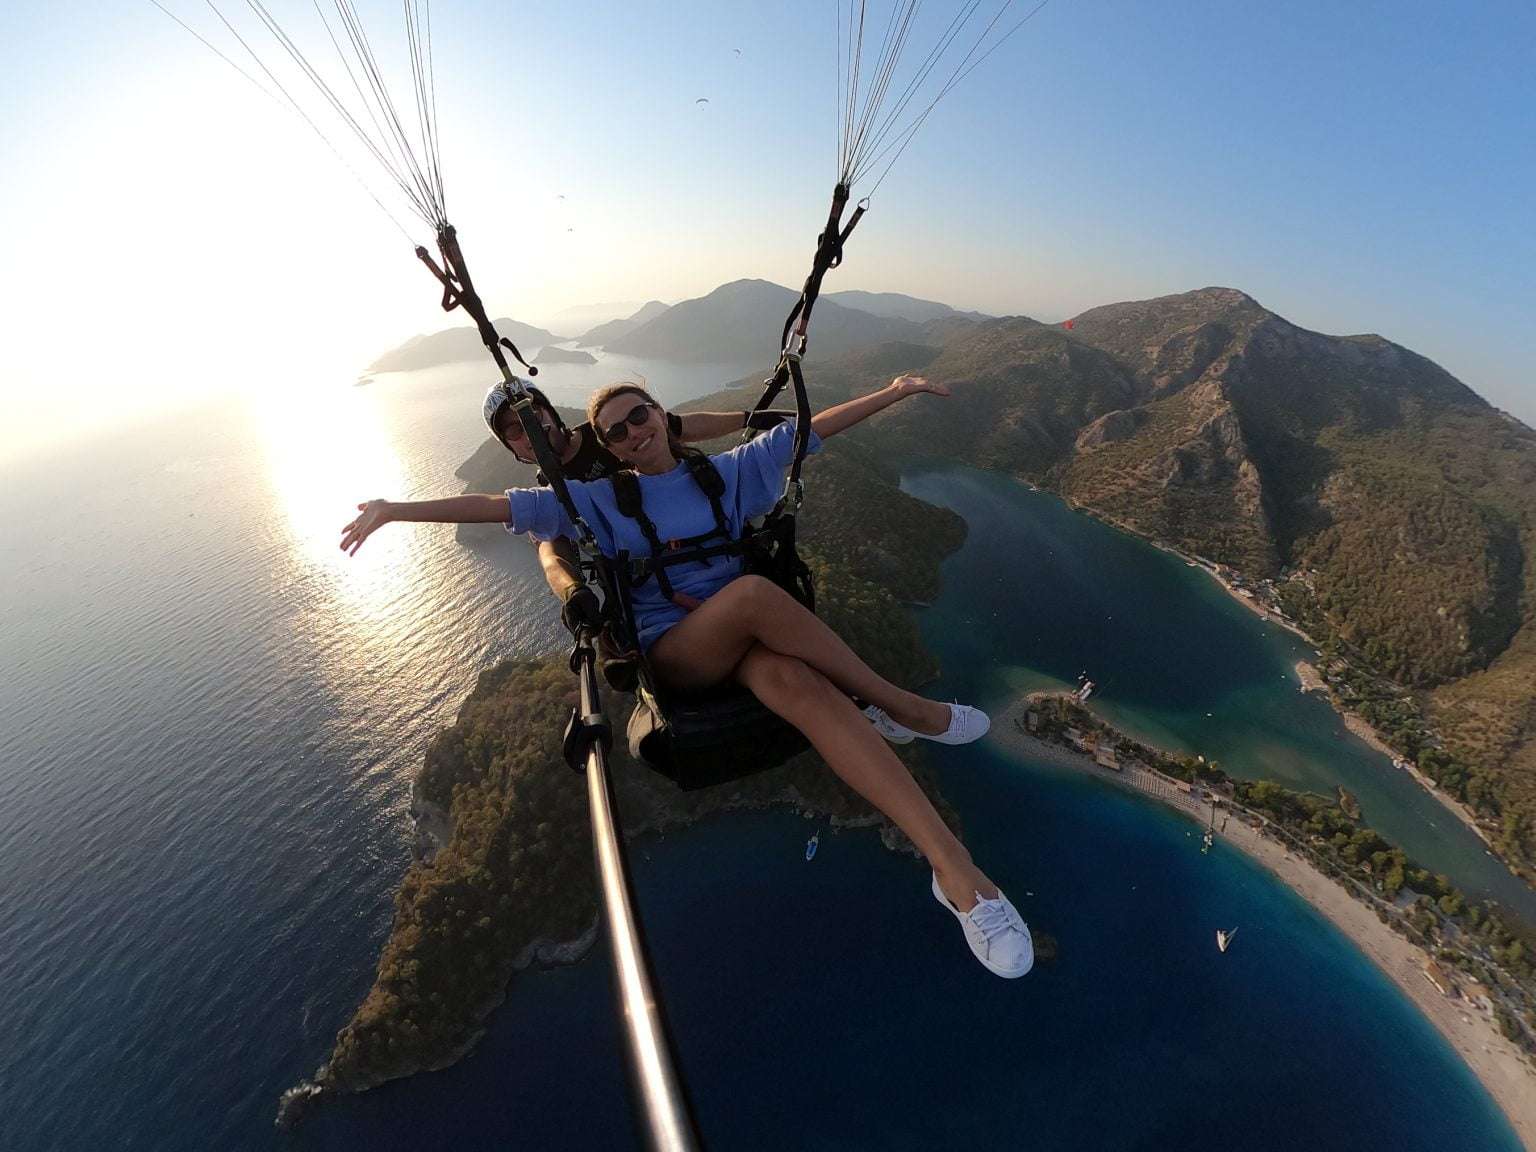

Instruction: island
[533,345,598,365]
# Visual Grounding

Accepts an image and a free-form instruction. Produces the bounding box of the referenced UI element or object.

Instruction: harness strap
[611,456,738,608]
[682,454,730,535]
[414,224,539,379]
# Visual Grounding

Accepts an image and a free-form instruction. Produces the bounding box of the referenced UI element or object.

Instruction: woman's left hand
[890,373,951,398]
[340,499,393,556]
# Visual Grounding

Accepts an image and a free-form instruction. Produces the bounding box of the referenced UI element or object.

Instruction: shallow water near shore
[901,465,1536,925]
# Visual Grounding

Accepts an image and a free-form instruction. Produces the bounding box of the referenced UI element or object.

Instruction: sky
[2,0,1533,458]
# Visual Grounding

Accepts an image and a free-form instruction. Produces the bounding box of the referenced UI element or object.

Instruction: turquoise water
[0,382,1526,1149]
[902,465,1536,924]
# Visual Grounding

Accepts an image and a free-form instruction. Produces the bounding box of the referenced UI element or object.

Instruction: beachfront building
[1422,961,1454,998]
[1461,980,1496,1016]
[1095,745,1119,771]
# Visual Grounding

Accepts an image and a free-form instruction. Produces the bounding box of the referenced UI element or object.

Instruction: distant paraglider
[695,97,710,105]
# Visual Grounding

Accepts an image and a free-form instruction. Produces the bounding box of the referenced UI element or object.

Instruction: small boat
[1077,678,1096,702]
[805,832,819,862]
[1216,928,1237,953]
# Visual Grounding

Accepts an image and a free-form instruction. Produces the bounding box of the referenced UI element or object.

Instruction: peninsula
[279,435,969,1123]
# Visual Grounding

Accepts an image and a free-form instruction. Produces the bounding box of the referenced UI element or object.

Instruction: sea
[0,357,1525,1150]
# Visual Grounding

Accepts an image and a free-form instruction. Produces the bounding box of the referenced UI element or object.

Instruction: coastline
[1074,503,1491,826]
[990,697,1536,1152]
[1103,505,1501,855]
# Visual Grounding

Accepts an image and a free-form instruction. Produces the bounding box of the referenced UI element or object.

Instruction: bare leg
[649,576,950,735]
[734,645,997,911]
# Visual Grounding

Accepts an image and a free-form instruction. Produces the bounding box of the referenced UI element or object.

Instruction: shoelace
[967,896,1021,942]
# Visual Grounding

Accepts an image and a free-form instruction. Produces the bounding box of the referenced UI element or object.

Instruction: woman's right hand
[341,500,393,556]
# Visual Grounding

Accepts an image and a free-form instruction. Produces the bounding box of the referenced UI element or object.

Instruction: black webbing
[778,182,867,356]
[414,223,539,378]
[611,460,737,604]
[742,182,864,518]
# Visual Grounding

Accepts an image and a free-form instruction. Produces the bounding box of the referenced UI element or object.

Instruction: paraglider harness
[587,184,864,789]
[603,407,817,791]
[404,188,861,791]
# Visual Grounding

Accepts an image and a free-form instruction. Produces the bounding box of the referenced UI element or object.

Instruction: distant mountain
[826,290,990,324]
[602,279,950,364]
[574,300,671,348]
[538,301,645,334]
[367,318,566,373]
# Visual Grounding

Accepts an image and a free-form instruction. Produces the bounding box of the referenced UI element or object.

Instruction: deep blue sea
[0,365,1525,1150]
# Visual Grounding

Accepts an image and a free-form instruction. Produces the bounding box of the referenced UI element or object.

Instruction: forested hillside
[847,288,1536,870]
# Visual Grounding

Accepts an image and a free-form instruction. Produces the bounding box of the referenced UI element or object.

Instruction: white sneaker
[862,704,915,744]
[865,703,991,746]
[932,873,1034,979]
[927,703,990,745]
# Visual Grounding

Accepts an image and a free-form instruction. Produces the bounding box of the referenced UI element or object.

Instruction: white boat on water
[1216,928,1237,953]
[1077,679,1096,702]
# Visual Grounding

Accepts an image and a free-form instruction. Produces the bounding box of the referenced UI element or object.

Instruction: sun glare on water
[248,383,425,638]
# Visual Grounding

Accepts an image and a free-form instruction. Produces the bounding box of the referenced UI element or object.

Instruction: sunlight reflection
[249,386,406,569]
[246,382,429,663]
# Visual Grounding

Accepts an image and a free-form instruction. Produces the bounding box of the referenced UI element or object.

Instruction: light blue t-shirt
[505,419,822,651]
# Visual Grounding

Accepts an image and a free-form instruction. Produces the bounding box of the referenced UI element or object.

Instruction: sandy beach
[990,698,1536,1152]
[1074,508,1494,849]
[1197,566,1500,851]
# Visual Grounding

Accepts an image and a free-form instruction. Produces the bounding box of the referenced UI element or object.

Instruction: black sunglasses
[601,401,656,444]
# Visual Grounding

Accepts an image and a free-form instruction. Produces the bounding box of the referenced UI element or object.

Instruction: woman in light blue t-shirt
[342,375,1033,978]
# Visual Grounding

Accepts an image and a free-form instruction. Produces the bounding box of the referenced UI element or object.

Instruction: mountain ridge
[575,300,671,347]
[601,278,956,363]
[826,287,1534,869]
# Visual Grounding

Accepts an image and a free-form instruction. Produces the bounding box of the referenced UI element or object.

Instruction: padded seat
[627,679,809,791]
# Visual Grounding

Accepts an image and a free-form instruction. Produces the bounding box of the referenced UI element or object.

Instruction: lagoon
[901,465,1536,926]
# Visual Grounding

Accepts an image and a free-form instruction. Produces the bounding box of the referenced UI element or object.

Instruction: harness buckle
[786,478,805,513]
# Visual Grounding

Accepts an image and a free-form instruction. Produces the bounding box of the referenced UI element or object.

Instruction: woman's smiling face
[595,394,673,472]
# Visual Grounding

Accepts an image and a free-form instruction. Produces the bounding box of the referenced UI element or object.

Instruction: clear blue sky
[2,0,1533,454]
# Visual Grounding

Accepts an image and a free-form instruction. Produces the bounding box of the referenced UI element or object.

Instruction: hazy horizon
[3,0,1533,457]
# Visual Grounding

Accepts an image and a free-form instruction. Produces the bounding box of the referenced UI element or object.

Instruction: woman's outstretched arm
[810,373,949,440]
[340,494,507,556]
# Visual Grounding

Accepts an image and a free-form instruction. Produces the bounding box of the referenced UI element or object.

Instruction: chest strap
[610,455,736,606]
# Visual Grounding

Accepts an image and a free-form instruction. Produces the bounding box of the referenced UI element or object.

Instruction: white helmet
[481,377,559,445]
